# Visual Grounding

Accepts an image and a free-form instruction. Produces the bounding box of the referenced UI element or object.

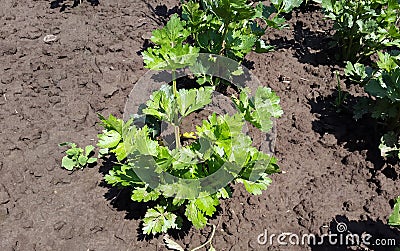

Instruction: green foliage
[97,114,134,162]
[104,164,143,187]
[59,142,97,170]
[143,85,214,124]
[142,14,199,70]
[237,173,273,195]
[61,1,286,236]
[332,71,348,112]
[232,86,283,132]
[182,0,302,62]
[346,51,400,120]
[321,0,400,62]
[346,51,400,158]
[101,107,280,234]
[143,205,181,235]
[389,196,400,227]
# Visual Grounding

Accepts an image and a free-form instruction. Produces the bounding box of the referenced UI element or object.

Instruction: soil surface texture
[0,1,399,251]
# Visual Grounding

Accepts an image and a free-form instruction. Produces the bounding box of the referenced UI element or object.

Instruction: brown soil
[0,1,399,251]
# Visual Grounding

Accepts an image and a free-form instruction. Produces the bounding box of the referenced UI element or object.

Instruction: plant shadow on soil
[310,215,400,251]
[50,0,99,11]
[269,4,340,67]
[308,88,400,200]
[143,2,180,20]
[96,156,157,240]
[308,91,386,172]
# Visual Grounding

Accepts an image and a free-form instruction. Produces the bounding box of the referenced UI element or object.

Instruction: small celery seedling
[333,71,348,112]
[60,142,97,170]
[389,196,400,227]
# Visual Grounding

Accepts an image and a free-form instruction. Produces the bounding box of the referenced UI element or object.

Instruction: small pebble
[43,34,58,43]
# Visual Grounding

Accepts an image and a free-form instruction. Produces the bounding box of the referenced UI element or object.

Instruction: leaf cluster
[345,51,400,158]
[94,79,282,235]
[142,0,303,79]
[142,14,200,71]
[321,0,400,62]
[143,85,214,124]
[182,0,301,61]
[60,142,97,170]
[102,106,280,234]
[232,86,284,132]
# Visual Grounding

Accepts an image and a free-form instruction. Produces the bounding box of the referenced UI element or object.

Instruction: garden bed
[0,0,399,250]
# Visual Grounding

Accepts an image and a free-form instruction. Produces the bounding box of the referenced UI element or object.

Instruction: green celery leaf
[97,130,121,149]
[238,173,273,195]
[104,165,143,187]
[377,51,399,72]
[131,186,160,202]
[143,44,199,71]
[254,40,275,53]
[155,146,173,173]
[98,148,109,156]
[143,85,176,123]
[344,61,369,82]
[87,157,97,164]
[98,114,123,134]
[78,155,88,166]
[255,86,283,118]
[84,145,95,157]
[61,156,76,171]
[226,31,257,59]
[66,147,82,156]
[255,2,276,20]
[365,79,389,98]
[185,200,208,228]
[216,186,232,199]
[143,206,179,235]
[151,14,190,47]
[234,86,282,133]
[271,0,302,13]
[170,147,202,170]
[134,126,159,157]
[111,142,127,162]
[177,86,214,117]
[197,30,223,54]
[229,134,253,167]
[206,0,255,22]
[193,193,219,217]
[389,196,400,227]
[182,1,211,34]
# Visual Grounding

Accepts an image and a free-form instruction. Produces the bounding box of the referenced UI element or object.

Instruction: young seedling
[321,0,400,62]
[59,142,97,170]
[332,71,348,112]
